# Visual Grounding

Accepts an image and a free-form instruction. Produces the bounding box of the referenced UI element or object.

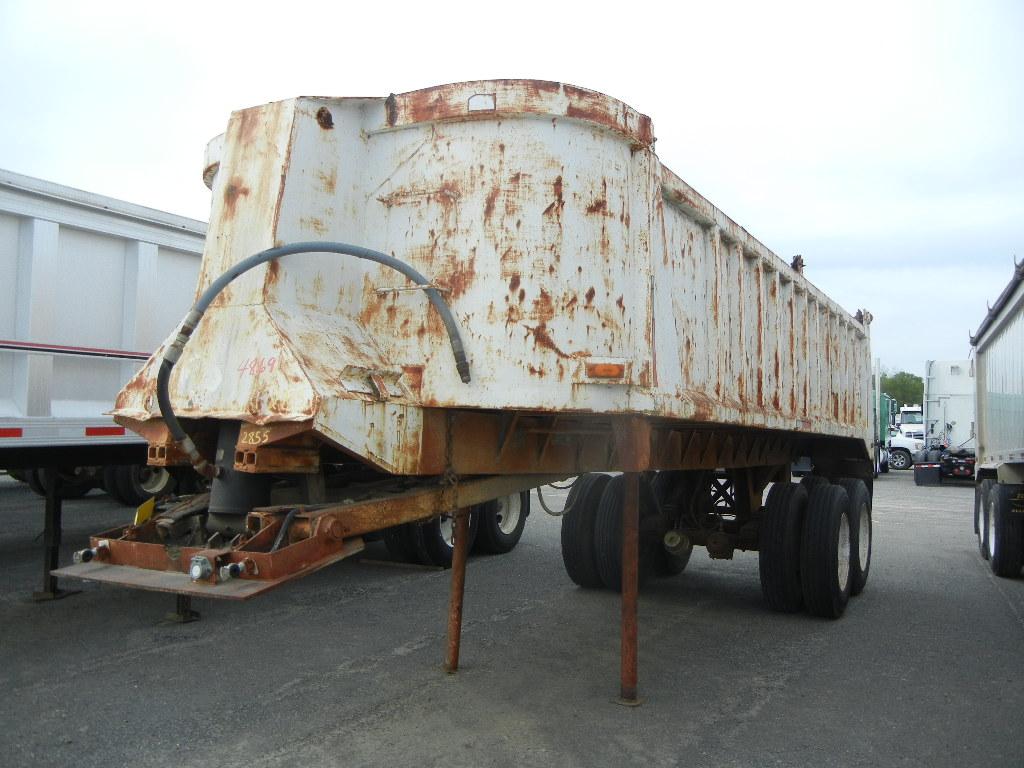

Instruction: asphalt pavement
[1,470,1022,767]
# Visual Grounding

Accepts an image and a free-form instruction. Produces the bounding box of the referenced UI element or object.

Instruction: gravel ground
[1,470,1022,768]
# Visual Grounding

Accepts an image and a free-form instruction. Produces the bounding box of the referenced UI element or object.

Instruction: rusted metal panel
[113,80,872,474]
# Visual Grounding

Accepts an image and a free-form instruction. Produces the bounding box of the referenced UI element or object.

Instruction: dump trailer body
[112,80,872,476]
[971,262,1024,578]
[0,169,204,460]
[972,265,1024,479]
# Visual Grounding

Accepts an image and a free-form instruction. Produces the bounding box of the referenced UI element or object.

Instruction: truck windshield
[901,413,923,424]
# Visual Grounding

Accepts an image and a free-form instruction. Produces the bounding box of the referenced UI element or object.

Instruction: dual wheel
[759,476,872,618]
[976,480,1024,578]
[559,473,689,592]
[383,492,530,568]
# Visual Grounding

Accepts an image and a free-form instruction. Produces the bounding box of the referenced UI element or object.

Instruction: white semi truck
[973,262,1024,578]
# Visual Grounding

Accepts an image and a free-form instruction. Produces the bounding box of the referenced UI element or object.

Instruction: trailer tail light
[584,359,629,381]
[85,426,126,437]
[0,428,23,438]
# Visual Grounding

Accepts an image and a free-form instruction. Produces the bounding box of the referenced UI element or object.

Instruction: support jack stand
[164,594,200,623]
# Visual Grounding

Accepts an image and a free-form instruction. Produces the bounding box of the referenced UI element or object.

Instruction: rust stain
[440,252,477,299]
[402,365,424,397]
[543,176,564,217]
[508,274,521,293]
[532,288,555,322]
[235,108,261,144]
[318,169,337,194]
[616,295,625,313]
[223,177,250,219]
[484,186,500,221]
[523,323,587,360]
[316,106,334,129]
[301,216,327,235]
[518,288,525,303]
[585,287,596,305]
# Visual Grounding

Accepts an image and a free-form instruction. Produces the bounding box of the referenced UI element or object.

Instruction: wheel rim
[439,515,455,548]
[837,511,850,591]
[495,494,522,535]
[988,502,997,559]
[138,466,170,494]
[858,503,870,567]
[891,452,907,470]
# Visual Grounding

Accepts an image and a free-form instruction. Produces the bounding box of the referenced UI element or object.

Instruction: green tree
[881,371,923,408]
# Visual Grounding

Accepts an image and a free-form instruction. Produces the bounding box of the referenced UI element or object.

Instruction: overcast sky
[1,0,1020,377]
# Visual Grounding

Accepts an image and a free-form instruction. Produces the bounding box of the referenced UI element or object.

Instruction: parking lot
[1,470,1022,768]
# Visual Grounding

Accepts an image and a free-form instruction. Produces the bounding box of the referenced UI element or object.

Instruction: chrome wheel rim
[837,512,850,591]
[988,502,997,559]
[138,467,170,494]
[495,494,522,535]
[858,503,870,567]
[440,515,455,548]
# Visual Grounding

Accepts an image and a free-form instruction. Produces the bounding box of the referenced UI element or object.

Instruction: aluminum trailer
[0,169,204,596]
[972,261,1024,577]
[56,80,875,700]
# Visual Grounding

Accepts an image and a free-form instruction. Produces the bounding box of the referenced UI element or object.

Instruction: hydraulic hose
[156,241,472,479]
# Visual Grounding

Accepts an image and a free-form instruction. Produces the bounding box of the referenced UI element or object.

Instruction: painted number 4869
[238,356,278,377]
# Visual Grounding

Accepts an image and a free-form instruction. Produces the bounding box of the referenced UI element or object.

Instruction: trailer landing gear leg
[33,468,79,602]
[618,471,641,706]
[444,508,471,673]
[165,594,200,624]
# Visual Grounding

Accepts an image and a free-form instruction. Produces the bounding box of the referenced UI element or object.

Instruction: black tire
[759,482,809,612]
[837,478,871,596]
[889,449,912,471]
[115,465,175,507]
[593,475,659,591]
[560,473,611,588]
[384,525,414,561]
[399,522,433,566]
[421,509,480,568]
[800,484,852,619]
[103,465,131,504]
[27,467,94,499]
[475,492,529,554]
[800,475,830,491]
[988,484,1024,578]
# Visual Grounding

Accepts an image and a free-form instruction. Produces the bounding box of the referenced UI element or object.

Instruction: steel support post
[33,468,76,601]
[619,471,640,705]
[444,509,471,673]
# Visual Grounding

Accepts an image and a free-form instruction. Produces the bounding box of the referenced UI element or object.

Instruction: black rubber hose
[271,509,298,552]
[156,242,472,478]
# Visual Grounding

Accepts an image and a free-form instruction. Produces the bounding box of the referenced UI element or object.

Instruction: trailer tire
[889,449,912,471]
[422,509,480,568]
[800,484,852,619]
[593,475,658,591]
[28,467,94,499]
[398,522,434,566]
[759,482,808,613]
[988,484,1024,578]
[800,475,830,491]
[837,478,871,596]
[560,473,612,588]
[475,492,529,554]
[115,465,175,507]
[384,525,413,561]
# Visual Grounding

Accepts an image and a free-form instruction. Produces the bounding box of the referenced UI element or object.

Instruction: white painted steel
[0,170,205,448]
[112,81,872,474]
[923,359,976,451]
[973,269,1024,473]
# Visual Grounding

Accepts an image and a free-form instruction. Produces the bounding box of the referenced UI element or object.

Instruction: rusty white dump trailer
[56,80,874,700]
[972,262,1024,578]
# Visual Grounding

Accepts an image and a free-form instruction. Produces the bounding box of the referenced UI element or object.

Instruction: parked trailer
[56,80,874,700]
[0,169,204,595]
[973,261,1024,577]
